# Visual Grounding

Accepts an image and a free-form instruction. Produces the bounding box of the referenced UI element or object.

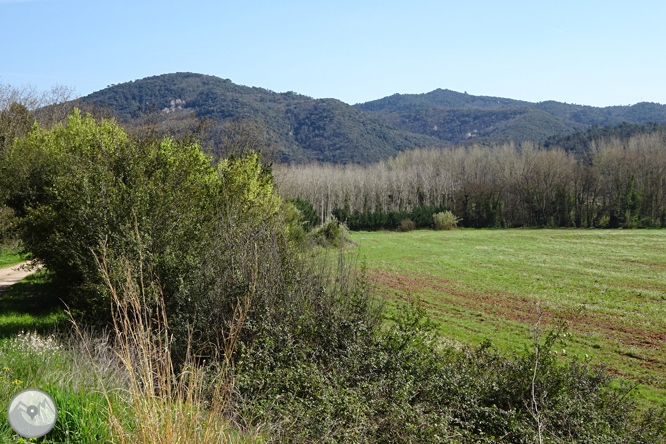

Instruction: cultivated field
[350,229,666,405]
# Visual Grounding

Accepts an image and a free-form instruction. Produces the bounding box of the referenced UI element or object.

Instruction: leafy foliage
[290,197,319,231]
[332,205,450,231]
[237,295,666,443]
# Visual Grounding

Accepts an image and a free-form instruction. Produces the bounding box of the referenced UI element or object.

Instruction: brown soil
[367,268,666,373]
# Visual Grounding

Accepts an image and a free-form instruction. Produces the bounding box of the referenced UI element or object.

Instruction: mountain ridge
[78,73,666,164]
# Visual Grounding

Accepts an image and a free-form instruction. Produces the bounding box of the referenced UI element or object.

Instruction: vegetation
[277,133,666,229]
[398,218,416,232]
[0,278,261,443]
[79,73,441,164]
[77,73,666,165]
[1,96,665,442]
[365,105,586,146]
[348,229,666,405]
[543,121,666,158]
[433,210,460,230]
[358,87,666,127]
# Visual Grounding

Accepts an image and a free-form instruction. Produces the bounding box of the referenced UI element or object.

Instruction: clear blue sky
[2,0,665,107]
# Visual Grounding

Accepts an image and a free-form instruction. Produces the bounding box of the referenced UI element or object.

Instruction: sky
[2,0,666,107]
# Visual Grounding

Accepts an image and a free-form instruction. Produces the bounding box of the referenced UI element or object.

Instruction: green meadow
[350,229,666,405]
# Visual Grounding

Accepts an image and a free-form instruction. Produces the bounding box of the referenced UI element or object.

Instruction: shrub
[433,210,460,230]
[0,206,16,244]
[290,197,319,231]
[398,218,416,232]
[310,217,348,247]
[236,296,666,443]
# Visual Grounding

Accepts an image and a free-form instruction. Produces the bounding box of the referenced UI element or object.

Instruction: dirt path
[0,262,41,295]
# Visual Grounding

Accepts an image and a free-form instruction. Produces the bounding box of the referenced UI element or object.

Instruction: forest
[276,132,666,230]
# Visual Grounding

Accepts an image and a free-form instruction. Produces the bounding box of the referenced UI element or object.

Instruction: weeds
[70,242,261,443]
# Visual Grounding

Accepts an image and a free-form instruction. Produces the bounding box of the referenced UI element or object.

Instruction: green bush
[433,210,460,230]
[236,296,666,443]
[290,197,319,231]
[0,206,16,244]
[398,218,416,232]
[0,109,283,348]
[310,216,348,247]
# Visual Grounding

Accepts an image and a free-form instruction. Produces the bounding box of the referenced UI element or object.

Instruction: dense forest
[276,132,666,230]
[78,73,666,164]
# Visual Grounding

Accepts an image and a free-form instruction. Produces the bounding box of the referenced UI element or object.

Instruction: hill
[78,73,666,163]
[371,106,587,146]
[543,121,666,158]
[357,88,666,127]
[80,73,442,164]
[357,90,666,146]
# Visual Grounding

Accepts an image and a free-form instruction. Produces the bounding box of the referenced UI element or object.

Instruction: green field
[349,229,666,405]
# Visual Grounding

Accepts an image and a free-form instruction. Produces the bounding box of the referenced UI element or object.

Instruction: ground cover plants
[0,252,23,269]
[349,228,666,405]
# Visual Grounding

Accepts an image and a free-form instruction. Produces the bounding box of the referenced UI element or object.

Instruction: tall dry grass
[69,244,259,444]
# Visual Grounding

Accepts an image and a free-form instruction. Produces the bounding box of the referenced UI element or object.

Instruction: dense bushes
[0,109,282,346]
[236,297,666,443]
[434,210,460,230]
[333,204,449,231]
[290,197,319,230]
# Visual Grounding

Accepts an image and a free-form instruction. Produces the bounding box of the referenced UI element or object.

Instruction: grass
[349,228,666,406]
[0,270,117,443]
[0,270,67,339]
[0,240,24,268]
[0,331,125,443]
[0,269,265,443]
[0,251,25,269]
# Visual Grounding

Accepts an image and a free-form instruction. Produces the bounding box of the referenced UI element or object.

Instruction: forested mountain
[372,106,586,146]
[80,73,442,164]
[78,73,666,164]
[355,88,532,112]
[358,88,666,126]
[543,121,666,157]
[358,89,666,147]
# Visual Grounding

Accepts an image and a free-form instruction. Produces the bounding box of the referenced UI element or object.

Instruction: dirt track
[0,262,41,294]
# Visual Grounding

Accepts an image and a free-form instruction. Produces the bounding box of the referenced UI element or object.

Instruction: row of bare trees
[275,134,666,228]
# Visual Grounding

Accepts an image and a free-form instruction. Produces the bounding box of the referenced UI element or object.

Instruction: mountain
[543,121,666,158]
[356,88,532,113]
[80,73,442,164]
[356,89,666,145]
[78,73,666,164]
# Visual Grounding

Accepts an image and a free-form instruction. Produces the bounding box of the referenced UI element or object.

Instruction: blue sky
[2,0,665,106]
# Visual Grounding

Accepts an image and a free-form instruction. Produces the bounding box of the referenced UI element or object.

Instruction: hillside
[355,88,532,112]
[373,106,587,146]
[357,89,666,146]
[358,88,666,126]
[78,73,666,164]
[80,73,443,164]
